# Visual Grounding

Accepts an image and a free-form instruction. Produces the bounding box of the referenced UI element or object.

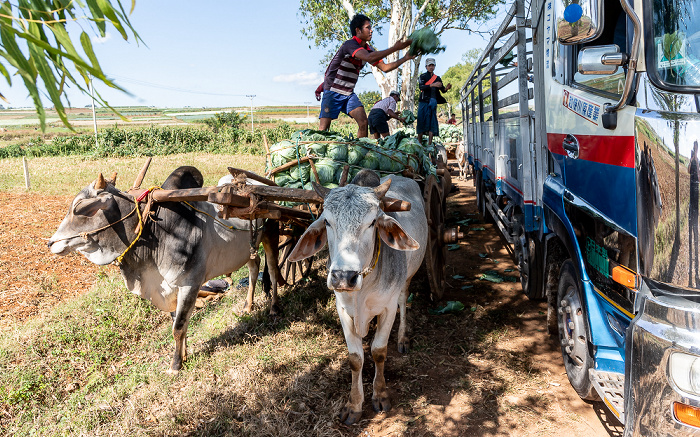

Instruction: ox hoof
[339,404,362,425]
[372,393,391,413]
[269,303,282,317]
[398,338,410,354]
[166,367,180,375]
[242,303,253,314]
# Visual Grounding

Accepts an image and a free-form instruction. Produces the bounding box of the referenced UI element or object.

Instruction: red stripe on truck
[547,133,635,168]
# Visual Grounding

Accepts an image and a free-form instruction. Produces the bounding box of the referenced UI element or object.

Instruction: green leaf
[428,301,465,315]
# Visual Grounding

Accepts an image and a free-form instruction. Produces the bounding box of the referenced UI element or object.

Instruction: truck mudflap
[623,283,700,436]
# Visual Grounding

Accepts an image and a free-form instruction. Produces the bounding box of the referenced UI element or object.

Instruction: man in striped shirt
[318,14,414,138]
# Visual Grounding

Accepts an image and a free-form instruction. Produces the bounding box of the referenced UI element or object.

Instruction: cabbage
[314,158,339,184]
[289,162,311,182]
[408,27,446,56]
[401,110,416,125]
[397,138,422,155]
[323,182,339,189]
[306,142,326,156]
[347,144,369,165]
[274,171,294,186]
[360,150,380,169]
[407,155,420,172]
[379,151,406,172]
[303,181,314,191]
[327,143,348,161]
[270,140,300,167]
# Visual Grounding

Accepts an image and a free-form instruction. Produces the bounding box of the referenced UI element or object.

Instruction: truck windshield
[651,0,700,87]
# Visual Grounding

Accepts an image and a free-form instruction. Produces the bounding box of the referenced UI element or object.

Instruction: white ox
[288,174,427,424]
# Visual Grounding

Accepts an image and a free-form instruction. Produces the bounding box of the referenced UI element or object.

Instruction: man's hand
[315,91,321,101]
[315,83,323,101]
[394,39,412,51]
[431,81,443,88]
[446,83,452,91]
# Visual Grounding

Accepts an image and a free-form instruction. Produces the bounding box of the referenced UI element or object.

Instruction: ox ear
[376,214,419,251]
[73,195,114,217]
[373,178,392,200]
[288,218,327,262]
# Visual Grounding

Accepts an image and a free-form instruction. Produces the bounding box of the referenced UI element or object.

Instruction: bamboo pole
[22,157,30,190]
[131,157,152,189]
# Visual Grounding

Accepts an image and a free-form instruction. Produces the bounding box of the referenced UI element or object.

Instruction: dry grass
[0,153,265,195]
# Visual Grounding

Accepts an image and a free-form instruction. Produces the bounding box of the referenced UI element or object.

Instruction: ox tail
[262,262,271,298]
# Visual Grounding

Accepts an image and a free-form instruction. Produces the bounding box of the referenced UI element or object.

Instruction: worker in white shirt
[367,90,406,139]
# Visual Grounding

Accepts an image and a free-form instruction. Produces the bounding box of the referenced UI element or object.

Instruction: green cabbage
[327,143,348,161]
[289,162,311,182]
[314,158,339,184]
[274,171,293,186]
[360,150,380,169]
[305,142,326,156]
[408,27,446,56]
[397,138,422,155]
[323,182,339,189]
[347,144,369,165]
[270,140,300,168]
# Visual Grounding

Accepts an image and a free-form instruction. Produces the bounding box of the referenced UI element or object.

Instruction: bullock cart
[125,130,461,299]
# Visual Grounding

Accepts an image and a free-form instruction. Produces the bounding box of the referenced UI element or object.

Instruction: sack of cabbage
[266,129,438,201]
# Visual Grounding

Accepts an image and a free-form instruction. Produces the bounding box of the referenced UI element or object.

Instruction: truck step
[589,369,625,423]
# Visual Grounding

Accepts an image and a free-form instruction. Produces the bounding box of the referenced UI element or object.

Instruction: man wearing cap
[317,14,414,138]
[367,91,406,139]
[417,58,451,146]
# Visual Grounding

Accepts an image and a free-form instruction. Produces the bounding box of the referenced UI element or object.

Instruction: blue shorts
[319,90,363,120]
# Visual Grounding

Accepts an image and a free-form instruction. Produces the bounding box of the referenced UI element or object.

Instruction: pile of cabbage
[266,129,438,195]
[401,109,416,125]
[439,124,463,143]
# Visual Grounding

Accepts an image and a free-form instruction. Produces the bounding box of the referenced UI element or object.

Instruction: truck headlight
[669,352,700,396]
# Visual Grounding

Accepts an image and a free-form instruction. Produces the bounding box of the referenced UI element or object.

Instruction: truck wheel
[557,260,598,401]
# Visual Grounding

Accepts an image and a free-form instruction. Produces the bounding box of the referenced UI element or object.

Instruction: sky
[1,1,512,109]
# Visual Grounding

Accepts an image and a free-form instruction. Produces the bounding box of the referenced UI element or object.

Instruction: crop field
[0,114,618,436]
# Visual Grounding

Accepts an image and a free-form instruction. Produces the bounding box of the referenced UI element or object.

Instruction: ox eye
[370,219,376,228]
[324,219,330,228]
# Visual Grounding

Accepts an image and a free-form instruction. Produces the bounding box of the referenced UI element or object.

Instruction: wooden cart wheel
[278,226,312,286]
[423,175,447,300]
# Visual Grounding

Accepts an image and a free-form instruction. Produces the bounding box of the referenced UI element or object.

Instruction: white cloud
[91,32,112,44]
[272,71,323,86]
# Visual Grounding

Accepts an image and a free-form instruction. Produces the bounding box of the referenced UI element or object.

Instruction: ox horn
[108,171,118,186]
[312,181,331,199]
[94,173,106,190]
[373,179,392,200]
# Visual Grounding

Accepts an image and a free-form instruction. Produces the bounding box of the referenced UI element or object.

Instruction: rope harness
[359,231,382,279]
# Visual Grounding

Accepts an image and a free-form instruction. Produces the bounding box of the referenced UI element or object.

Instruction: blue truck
[461,0,700,434]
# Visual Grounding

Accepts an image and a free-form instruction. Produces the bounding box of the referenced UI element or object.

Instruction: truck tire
[557,260,598,401]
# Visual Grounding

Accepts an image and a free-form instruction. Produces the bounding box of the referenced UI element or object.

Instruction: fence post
[22,156,31,190]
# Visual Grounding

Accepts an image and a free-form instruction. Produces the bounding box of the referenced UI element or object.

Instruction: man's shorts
[319,90,363,120]
[368,108,390,135]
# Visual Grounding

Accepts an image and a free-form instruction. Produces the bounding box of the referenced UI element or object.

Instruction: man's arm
[354,39,412,67]
[386,109,404,122]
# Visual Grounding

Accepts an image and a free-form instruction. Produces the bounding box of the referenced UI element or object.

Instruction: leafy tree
[0,0,140,130]
[358,90,382,109]
[299,0,502,112]
[441,48,481,112]
[203,110,247,133]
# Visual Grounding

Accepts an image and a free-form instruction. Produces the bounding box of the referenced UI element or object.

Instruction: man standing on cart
[318,14,414,138]
[368,90,406,139]
[417,58,451,146]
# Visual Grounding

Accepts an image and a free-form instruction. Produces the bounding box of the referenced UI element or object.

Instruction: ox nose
[330,270,360,290]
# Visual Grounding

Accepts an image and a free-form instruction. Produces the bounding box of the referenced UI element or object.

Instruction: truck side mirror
[556,0,604,45]
[578,44,628,74]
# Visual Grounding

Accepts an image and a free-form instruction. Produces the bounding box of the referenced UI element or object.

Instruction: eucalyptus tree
[0,0,140,129]
[299,0,502,111]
